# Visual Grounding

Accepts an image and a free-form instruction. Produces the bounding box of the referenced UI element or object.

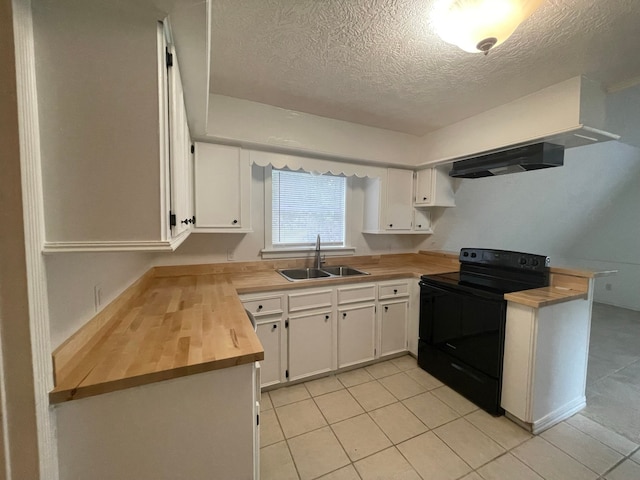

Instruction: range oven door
[418,281,507,415]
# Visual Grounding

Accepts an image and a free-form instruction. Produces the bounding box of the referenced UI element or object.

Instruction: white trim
[158,21,171,244]
[531,396,587,434]
[362,230,433,235]
[12,0,59,477]
[261,246,356,260]
[42,234,190,253]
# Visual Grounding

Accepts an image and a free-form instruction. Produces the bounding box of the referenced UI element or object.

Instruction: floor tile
[354,446,421,480]
[314,389,364,424]
[566,414,639,455]
[605,459,640,480]
[476,453,543,480]
[276,398,327,438]
[270,384,310,407]
[261,391,273,411]
[433,418,504,469]
[405,367,444,390]
[465,409,532,450]
[379,372,426,400]
[316,464,360,480]
[632,449,640,463]
[365,360,402,379]
[584,376,640,443]
[403,392,460,429]
[348,381,397,411]
[541,422,623,474]
[337,368,374,388]
[390,355,418,371]
[398,431,471,480]
[260,408,284,447]
[260,441,299,480]
[304,375,344,397]
[288,427,350,480]
[331,413,392,461]
[512,437,598,480]
[369,402,428,444]
[431,386,479,415]
[459,473,483,480]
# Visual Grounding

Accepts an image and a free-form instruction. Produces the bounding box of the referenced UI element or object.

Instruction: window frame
[262,166,355,259]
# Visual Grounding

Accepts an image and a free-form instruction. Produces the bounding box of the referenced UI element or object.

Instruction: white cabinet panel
[193,143,251,232]
[336,284,376,305]
[256,319,284,388]
[414,168,433,205]
[338,304,376,368]
[414,166,455,207]
[288,289,332,313]
[378,281,410,300]
[379,300,408,357]
[384,168,414,230]
[289,311,333,381]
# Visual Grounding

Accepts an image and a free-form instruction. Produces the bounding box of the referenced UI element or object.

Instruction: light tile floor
[261,303,640,480]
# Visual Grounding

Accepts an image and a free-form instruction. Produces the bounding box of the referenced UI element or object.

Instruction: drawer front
[288,289,333,313]
[337,284,376,305]
[241,296,283,317]
[378,282,410,299]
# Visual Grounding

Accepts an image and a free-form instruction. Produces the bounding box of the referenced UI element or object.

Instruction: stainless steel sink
[278,266,369,282]
[278,268,331,281]
[321,266,369,277]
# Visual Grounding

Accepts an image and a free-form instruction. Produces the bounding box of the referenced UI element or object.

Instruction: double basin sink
[278,265,369,282]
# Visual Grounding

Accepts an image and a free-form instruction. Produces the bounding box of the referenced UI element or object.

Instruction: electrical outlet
[227,249,235,261]
[94,284,102,312]
[605,283,612,291]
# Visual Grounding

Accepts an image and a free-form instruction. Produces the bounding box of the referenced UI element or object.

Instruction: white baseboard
[531,396,586,434]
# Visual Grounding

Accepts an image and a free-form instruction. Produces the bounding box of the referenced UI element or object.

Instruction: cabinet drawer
[378,282,410,299]
[241,296,283,316]
[288,289,333,313]
[337,284,376,305]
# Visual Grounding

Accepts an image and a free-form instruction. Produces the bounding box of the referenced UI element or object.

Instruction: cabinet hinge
[374,348,377,356]
[285,319,289,328]
[374,305,377,313]
[169,211,176,228]
[165,47,173,67]
[190,144,195,154]
[256,414,260,426]
[285,370,289,379]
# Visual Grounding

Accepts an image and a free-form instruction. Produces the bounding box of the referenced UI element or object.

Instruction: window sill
[260,246,356,260]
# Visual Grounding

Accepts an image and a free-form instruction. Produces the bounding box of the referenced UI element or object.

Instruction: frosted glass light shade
[433,0,544,53]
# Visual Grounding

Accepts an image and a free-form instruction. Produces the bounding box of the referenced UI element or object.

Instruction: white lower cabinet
[256,319,284,387]
[288,310,333,381]
[338,304,377,368]
[379,300,408,356]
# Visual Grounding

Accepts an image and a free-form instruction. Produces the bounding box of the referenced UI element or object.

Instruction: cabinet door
[384,168,413,230]
[289,311,333,381]
[380,300,408,357]
[194,143,248,229]
[338,304,376,368]
[414,169,433,205]
[413,209,432,232]
[256,320,283,387]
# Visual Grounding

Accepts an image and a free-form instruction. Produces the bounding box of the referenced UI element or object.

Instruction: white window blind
[272,169,346,246]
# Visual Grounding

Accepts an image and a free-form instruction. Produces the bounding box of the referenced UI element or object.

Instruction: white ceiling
[207,0,640,136]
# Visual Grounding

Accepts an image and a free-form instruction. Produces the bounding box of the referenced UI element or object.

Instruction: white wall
[426,141,640,309]
[46,252,155,350]
[155,164,429,266]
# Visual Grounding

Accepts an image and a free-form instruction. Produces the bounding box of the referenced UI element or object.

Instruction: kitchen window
[263,167,354,257]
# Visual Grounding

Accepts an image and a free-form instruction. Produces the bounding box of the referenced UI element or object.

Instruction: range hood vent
[449,142,564,179]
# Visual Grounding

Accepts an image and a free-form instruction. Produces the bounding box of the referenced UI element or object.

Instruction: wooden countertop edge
[504,287,589,308]
[50,352,263,404]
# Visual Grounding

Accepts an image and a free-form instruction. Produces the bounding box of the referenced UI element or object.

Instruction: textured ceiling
[209,0,640,135]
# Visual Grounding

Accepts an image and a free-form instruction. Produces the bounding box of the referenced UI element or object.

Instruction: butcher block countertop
[50,250,604,404]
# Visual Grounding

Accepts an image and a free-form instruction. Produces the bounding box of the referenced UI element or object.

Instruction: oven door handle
[451,362,484,383]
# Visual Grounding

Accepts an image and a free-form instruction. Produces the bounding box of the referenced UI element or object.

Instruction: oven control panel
[459,248,550,272]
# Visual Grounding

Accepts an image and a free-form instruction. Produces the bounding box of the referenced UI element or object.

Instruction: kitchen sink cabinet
[413,166,455,207]
[288,311,334,381]
[338,304,377,368]
[193,143,252,232]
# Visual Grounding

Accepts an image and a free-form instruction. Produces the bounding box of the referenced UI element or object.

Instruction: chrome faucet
[314,234,324,269]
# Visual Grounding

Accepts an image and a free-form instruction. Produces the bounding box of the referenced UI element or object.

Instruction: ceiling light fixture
[433,0,544,55]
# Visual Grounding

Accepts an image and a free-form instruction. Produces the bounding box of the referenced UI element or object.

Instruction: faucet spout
[315,234,322,269]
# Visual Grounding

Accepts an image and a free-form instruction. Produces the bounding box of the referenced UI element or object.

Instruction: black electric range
[418,248,550,415]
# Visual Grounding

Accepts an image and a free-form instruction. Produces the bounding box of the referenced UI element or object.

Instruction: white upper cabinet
[414,166,455,207]
[364,168,433,234]
[41,22,192,252]
[193,143,252,232]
